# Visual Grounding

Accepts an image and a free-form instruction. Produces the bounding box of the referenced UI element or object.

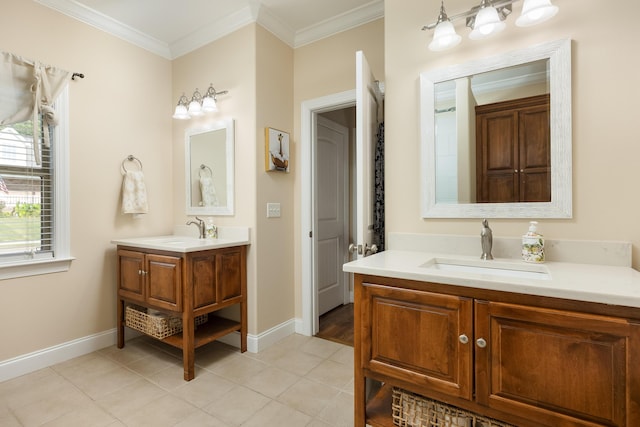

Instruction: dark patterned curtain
[373,122,385,251]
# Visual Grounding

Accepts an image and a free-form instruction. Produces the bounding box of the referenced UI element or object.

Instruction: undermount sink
[421,257,551,280]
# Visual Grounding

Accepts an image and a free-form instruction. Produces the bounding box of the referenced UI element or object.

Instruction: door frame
[300,89,356,336]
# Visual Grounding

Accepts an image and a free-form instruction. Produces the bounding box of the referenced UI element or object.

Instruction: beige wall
[255,26,295,332]
[292,19,384,318]
[0,1,173,360]
[386,0,640,268]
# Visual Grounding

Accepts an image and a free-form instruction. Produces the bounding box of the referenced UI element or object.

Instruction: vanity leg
[117,298,125,349]
[183,312,195,381]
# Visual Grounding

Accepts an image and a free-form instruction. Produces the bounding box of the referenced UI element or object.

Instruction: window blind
[0,119,54,261]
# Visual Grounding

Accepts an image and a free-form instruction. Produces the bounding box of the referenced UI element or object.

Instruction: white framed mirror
[420,39,572,218]
[185,119,234,216]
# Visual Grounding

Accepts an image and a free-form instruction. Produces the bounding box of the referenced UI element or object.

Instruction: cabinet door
[361,283,473,400]
[145,254,182,312]
[118,249,145,302]
[475,301,640,427]
[190,246,244,311]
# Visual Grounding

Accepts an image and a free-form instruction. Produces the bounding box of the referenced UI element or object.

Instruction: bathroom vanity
[345,234,640,427]
[112,229,249,381]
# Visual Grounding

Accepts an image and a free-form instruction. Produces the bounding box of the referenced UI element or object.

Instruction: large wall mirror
[420,39,572,218]
[185,119,234,216]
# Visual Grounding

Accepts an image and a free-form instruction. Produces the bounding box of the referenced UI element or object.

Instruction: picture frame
[265,127,290,172]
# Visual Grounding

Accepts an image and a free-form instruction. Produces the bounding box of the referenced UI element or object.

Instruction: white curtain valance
[0,51,71,164]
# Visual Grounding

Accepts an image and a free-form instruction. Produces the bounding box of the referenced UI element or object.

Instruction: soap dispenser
[522,221,544,263]
[206,218,217,239]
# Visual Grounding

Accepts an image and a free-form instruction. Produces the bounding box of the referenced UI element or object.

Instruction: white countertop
[111,226,250,253]
[343,250,640,309]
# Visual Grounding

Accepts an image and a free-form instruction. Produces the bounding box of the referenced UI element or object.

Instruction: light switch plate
[267,203,281,218]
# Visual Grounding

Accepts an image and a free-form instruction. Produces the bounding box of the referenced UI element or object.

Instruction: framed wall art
[265,127,290,172]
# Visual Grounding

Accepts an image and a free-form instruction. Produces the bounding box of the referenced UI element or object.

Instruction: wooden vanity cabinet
[116,245,247,381]
[355,274,640,427]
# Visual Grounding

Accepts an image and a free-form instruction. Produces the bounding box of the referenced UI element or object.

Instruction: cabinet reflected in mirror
[185,119,234,216]
[421,39,571,218]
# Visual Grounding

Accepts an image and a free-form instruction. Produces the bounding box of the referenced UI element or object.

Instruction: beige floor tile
[0,412,21,427]
[12,384,93,427]
[300,337,344,359]
[194,342,242,370]
[0,369,69,411]
[316,391,355,427]
[174,409,232,427]
[308,419,334,427]
[171,371,236,408]
[100,340,155,366]
[277,378,341,417]
[147,363,204,391]
[306,359,354,389]
[40,401,116,427]
[203,385,270,426]
[96,378,166,419]
[242,365,300,398]
[54,353,123,384]
[126,350,181,377]
[241,400,312,427]
[255,347,325,377]
[121,393,199,426]
[330,345,354,366]
[208,354,268,385]
[68,365,142,400]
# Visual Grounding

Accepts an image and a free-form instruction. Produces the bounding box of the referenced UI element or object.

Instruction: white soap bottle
[522,221,544,263]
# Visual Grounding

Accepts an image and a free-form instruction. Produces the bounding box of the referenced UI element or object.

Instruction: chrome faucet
[186,216,206,239]
[480,219,493,260]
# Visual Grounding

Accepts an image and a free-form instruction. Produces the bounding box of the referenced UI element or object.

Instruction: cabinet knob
[476,338,487,348]
[138,269,142,275]
[459,334,469,344]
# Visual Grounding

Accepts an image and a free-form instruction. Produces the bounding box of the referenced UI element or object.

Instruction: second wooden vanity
[345,244,640,427]
[113,233,249,381]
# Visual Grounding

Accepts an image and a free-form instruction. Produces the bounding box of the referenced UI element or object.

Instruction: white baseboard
[0,318,302,383]
[0,329,117,383]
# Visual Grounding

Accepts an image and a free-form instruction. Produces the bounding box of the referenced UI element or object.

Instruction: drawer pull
[476,338,487,348]
[459,334,469,344]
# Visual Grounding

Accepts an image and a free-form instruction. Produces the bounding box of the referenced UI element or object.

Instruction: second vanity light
[424,0,559,52]
[173,84,229,120]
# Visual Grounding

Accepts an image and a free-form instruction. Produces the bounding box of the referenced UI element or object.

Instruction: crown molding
[292,0,384,48]
[36,0,384,58]
[35,0,172,59]
[170,5,257,58]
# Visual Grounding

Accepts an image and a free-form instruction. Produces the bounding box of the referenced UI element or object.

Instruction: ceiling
[35,0,384,59]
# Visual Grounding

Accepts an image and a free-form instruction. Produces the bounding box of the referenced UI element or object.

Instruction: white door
[355,51,381,259]
[316,116,349,315]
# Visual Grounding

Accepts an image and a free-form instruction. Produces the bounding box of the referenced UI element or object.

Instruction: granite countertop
[343,249,640,309]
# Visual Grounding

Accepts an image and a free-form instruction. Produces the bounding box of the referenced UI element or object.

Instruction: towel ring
[121,155,143,174]
[199,164,213,178]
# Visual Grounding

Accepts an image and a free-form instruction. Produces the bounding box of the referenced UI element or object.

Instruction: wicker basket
[125,305,207,339]
[392,388,515,427]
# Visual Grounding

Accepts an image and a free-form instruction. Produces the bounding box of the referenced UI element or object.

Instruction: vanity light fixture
[429,1,462,52]
[422,0,559,51]
[172,84,228,120]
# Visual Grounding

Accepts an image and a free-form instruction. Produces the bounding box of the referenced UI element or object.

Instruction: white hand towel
[199,175,219,207]
[121,170,149,214]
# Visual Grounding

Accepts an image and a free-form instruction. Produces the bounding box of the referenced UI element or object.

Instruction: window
[0,88,72,279]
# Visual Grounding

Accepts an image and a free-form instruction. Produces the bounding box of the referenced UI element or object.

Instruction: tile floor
[0,334,355,427]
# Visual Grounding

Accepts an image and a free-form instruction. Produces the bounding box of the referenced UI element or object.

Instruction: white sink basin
[421,257,551,280]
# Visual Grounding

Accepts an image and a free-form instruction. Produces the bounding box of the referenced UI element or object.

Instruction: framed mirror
[420,39,571,218]
[185,119,234,216]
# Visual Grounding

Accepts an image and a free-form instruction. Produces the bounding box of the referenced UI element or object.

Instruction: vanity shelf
[115,243,248,381]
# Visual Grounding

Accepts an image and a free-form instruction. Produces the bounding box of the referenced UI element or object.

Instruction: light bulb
[469,6,505,40]
[429,20,461,51]
[516,0,558,27]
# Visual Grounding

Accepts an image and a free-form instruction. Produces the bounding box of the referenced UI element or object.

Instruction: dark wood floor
[315,303,354,347]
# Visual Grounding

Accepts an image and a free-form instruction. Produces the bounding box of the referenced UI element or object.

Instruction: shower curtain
[373,122,385,251]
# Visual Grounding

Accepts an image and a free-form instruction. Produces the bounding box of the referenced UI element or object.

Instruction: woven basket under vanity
[391,388,515,427]
[125,305,207,339]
